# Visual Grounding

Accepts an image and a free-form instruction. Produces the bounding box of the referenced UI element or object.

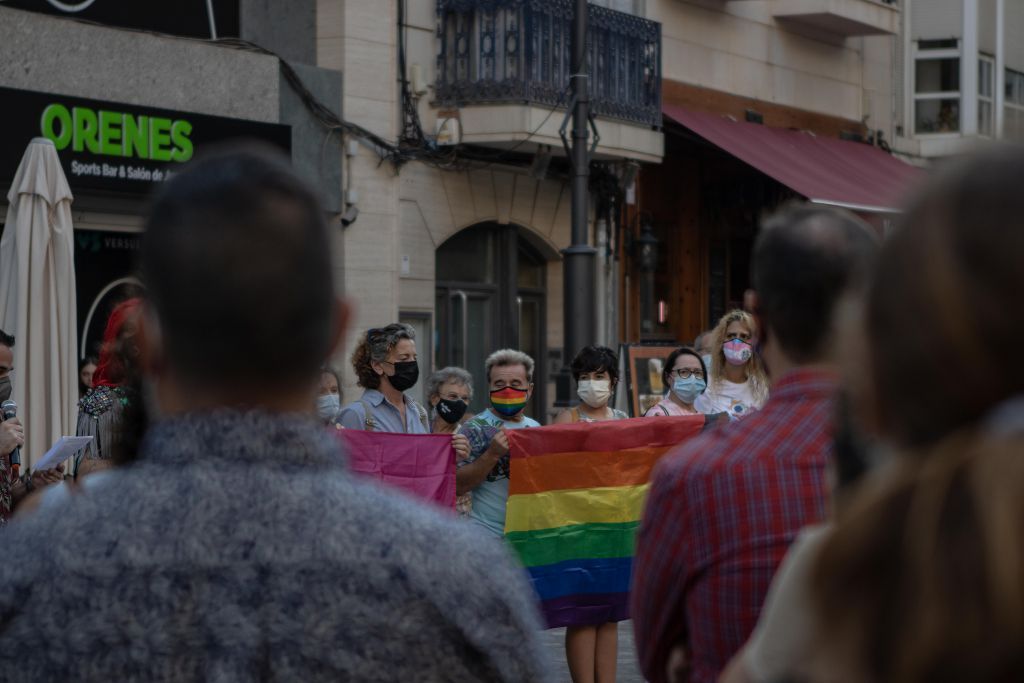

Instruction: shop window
[914,41,961,134]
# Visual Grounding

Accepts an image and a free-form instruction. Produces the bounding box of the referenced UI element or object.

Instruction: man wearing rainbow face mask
[455,349,541,537]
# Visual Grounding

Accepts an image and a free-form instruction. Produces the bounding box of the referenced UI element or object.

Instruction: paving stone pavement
[539,621,645,682]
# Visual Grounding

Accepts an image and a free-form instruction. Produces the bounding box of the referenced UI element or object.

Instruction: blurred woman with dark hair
[807,147,1024,683]
[724,147,1024,683]
[75,298,147,478]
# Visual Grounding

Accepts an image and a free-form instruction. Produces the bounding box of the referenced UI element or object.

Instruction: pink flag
[338,431,456,509]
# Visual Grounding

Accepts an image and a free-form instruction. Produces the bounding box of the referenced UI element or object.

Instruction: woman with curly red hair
[75,298,145,478]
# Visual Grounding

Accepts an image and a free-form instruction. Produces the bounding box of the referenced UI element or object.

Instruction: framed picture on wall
[621,343,680,417]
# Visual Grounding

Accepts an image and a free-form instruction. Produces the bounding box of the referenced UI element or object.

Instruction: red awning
[663,105,924,214]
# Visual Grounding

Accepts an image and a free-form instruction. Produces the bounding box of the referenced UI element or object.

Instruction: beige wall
[912,0,962,40]
[1006,0,1024,72]
[318,0,579,402]
[318,0,402,394]
[648,0,896,131]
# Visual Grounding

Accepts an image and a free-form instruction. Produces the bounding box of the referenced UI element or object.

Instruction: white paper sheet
[33,436,93,472]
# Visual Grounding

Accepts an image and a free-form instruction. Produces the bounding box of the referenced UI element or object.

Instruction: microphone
[1,400,20,478]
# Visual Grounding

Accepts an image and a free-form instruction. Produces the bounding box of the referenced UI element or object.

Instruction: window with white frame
[978,55,994,137]
[914,39,961,134]
[1005,68,1024,142]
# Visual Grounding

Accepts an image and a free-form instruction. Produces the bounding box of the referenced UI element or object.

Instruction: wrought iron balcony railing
[436,0,662,129]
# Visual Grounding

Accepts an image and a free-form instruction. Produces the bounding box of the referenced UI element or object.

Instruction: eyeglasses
[671,368,704,379]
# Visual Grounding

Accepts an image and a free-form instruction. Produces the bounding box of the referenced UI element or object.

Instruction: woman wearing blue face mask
[644,347,710,417]
[316,366,344,429]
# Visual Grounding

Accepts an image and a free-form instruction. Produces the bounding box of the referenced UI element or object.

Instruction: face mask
[317,393,341,422]
[0,376,10,404]
[436,398,468,424]
[672,376,706,404]
[386,360,419,392]
[577,379,611,409]
[490,386,529,418]
[723,339,753,366]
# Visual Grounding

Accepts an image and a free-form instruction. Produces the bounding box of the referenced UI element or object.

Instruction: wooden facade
[619,80,866,345]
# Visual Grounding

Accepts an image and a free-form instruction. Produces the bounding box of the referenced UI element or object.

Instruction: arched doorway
[435,223,548,418]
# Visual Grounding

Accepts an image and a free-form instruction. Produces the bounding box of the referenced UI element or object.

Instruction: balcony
[771,0,899,37]
[435,0,664,162]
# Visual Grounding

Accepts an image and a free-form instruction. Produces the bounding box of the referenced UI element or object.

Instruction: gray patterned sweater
[0,411,551,682]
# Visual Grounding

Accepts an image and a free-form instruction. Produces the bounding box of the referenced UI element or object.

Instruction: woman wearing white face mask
[644,346,711,417]
[553,345,627,683]
[555,346,629,425]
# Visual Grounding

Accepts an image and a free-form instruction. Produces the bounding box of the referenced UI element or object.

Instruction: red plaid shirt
[632,368,836,683]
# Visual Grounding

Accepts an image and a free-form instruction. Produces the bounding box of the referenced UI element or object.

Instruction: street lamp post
[556,0,599,408]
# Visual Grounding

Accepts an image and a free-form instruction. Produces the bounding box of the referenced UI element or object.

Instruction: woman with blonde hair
[695,309,768,419]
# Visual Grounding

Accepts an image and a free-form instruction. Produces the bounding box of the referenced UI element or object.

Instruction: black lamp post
[555,0,598,408]
[635,219,659,337]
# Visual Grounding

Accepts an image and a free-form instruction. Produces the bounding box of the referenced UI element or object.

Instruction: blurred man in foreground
[0,146,550,682]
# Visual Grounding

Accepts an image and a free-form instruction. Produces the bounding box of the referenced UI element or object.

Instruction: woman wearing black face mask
[339,323,429,433]
[338,325,471,461]
[426,367,474,515]
[426,367,474,432]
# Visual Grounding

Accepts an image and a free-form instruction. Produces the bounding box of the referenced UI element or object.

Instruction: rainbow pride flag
[504,415,710,628]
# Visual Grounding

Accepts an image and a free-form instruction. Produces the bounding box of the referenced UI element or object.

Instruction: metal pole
[555,0,598,408]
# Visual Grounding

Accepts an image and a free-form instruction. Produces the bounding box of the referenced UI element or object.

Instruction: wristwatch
[20,473,34,493]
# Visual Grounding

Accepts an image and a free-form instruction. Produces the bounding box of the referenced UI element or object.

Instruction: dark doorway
[435,223,548,419]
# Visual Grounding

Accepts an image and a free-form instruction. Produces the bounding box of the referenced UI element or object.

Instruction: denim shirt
[338,389,430,433]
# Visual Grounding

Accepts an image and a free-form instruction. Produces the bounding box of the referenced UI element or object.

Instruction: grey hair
[367,323,415,363]
[485,348,535,383]
[426,367,474,400]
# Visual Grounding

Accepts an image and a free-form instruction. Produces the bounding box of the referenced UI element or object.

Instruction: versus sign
[1,87,291,194]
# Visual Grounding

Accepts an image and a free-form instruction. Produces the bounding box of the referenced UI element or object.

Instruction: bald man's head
[751,204,879,363]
